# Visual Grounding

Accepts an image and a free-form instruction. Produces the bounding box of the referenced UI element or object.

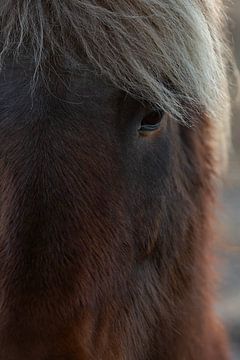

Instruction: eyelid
[138,110,165,136]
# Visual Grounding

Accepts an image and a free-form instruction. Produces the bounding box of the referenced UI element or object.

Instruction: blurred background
[217,1,240,359]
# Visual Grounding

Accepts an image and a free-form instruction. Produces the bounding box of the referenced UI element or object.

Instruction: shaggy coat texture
[0,0,231,359]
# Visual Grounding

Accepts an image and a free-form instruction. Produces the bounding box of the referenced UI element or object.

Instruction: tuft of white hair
[0,0,231,168]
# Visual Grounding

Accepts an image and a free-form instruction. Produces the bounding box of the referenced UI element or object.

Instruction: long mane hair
[0,0,230,163]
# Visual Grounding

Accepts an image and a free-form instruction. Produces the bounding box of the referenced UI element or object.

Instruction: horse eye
[138,110,165,136]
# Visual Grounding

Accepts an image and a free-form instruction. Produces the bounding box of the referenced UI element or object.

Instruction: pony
[0,0,231,359]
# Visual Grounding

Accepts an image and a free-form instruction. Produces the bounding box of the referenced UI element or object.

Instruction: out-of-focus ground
[217,2,240,359]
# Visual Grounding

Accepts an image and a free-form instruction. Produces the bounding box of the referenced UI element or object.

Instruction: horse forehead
[0,59,122,113]
[68,70,121,104]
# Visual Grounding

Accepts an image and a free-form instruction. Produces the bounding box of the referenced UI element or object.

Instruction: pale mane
[0,0,230,165]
